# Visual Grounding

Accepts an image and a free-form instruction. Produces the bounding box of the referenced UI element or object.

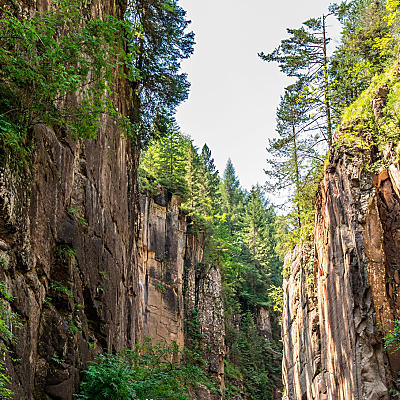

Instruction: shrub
[0,282,20,400]
[76,338,214,400]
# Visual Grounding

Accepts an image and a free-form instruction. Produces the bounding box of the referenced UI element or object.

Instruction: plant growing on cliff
[0,282,20,400]
[381,319,400,354]
[0,0,132,166]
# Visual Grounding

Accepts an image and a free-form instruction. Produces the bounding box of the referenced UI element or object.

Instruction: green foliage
[329,0,395,122]
[381,319,400,353]
[261,0,400,259]
[268,285,284,314]
[0,0,132,166]
[155,283,166,293]
[224,360,244,399]
[139,127,190,197]
[50,281,73,299]
[139,129,221,226]
[225,313,282,400]
[76,353,136,400]
[0,282,20,400]
[139,139,284,399]
[67,207,89,227]
[126,0,194,142]
[76,338,213,400]
[337,63,400,171]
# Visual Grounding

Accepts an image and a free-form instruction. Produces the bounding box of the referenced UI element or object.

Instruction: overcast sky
[175,0,341,190]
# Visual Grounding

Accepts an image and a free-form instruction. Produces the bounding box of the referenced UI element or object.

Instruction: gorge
[1,0,400,399]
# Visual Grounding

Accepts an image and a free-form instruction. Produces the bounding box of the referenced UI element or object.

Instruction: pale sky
[175,0,340,190]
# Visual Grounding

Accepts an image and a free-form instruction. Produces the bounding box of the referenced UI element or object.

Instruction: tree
[265,81,322,229]
[200,144,221,213]
[139,126,189,196]
[259,17,333,145]
[184,144,221,219]
[220,159,245,235]
[329,0,392,123]
[127,0,195,143]
[0,0,130,166]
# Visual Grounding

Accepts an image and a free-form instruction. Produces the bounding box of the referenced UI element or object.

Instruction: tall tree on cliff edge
[265,81,323,229]
[127,0,194,144]
[259,17,332,146]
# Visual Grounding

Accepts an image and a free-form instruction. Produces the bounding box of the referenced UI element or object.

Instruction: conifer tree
[265,82,322,229]
[139,126,188,195]
[259,17,333,145]
[221,159,244,234]
[200,144,221,213]
[127,0,195,143]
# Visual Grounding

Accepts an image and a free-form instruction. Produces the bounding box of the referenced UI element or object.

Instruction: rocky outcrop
[137,192,225,399]
[1,123,139,399]
[282,131,400,398]
[138,193,187,347]
[256,306,272,339]
[0,3,225,400]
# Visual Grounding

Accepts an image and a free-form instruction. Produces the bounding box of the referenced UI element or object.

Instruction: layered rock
[282,133,400,399]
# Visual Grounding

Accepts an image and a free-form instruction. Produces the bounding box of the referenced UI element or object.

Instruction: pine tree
[139,126,188,196]
[221,159,244,234]
[265,82,322,229]
[199,144,221,213]
[127,0,195,143]
[259,17,333,145]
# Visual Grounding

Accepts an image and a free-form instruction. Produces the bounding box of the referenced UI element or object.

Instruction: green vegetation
[0,0,194,168]
[260,0,400,247]
[50,281,73,299]
[126,0,194,143]
[381,319,400,353]
[0,0,131,167]
[67,207,89,228]
[139,134,283,398]
[76,338,214,400]
[0,282,20,400]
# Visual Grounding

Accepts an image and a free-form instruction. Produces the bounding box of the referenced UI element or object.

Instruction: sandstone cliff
[282,122,400,398]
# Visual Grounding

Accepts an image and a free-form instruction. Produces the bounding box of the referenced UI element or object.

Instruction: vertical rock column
[282,140,391,399]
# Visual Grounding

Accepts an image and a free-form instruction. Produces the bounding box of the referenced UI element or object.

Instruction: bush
[76,338,214,400]
[0,282,20,400]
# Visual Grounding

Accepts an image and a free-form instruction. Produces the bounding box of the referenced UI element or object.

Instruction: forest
[1,0,400,399]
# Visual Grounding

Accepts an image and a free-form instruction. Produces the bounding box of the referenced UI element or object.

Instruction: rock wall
[0,2,225,400]
[137,192,225,399]
[0,122,139,398]
[282,131,400,399]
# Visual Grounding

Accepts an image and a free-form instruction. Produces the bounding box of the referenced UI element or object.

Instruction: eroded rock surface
[0,2,225,400]
[282,135,400,399]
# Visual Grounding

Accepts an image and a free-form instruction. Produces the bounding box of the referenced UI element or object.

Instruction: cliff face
[0,2,225,400]
[0,120,139,399]
[137,192,225,399]
[282,129,400,399]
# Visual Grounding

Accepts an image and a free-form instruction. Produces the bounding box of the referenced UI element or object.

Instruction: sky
[175,0,341,190]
